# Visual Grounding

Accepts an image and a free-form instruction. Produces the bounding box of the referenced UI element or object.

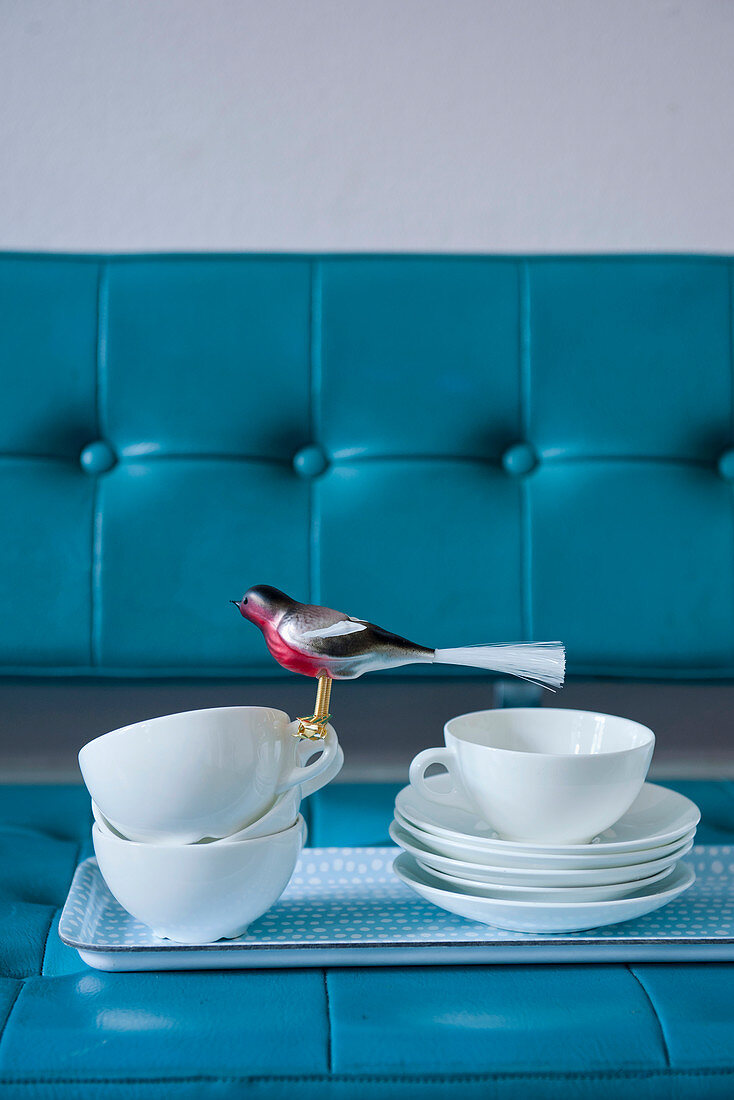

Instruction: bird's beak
[230,599,241,609]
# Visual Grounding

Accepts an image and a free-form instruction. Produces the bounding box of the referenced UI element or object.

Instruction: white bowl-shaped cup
[92,815,306,943]
[91,793,308,845]
[80,706,339,845]
[91,802,127,838]
[205,744,344,843]
[91,744,344,845]
[409,708,655,845]
[92,792,311,847]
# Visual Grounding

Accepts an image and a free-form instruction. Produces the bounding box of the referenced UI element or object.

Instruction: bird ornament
[232,585,565,740]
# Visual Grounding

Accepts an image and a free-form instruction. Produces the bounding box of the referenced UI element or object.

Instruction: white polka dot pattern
[59,846,731,955]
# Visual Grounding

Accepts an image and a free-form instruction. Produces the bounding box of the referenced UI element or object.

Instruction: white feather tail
[432,642,566,691]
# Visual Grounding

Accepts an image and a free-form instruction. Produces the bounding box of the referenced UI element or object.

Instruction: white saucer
[395,779,700,854]
[389,820,694,887]
[393,808,696,870]
[393,852,696,933]
[419,857,676,902]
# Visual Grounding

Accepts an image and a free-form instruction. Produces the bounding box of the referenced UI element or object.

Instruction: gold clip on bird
[231,586,566,739]
[296,673,332,741]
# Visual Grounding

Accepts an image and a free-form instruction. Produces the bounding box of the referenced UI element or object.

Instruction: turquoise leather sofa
[1,253,734,1097]
[2,253,734,678]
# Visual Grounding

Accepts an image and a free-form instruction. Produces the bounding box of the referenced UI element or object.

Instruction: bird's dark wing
[278,603,352,652]
[281,602,351,632]
[280,606,431,661]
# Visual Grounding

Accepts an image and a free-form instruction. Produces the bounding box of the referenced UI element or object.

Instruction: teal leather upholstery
[2,253,734,1097]
[2,254,734,678]
[1,781,733,1098]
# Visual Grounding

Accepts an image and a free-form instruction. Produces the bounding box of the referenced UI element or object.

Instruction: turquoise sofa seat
[0,780,732,1099]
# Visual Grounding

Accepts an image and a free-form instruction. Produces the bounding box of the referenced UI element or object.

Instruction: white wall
[1,0,732,253]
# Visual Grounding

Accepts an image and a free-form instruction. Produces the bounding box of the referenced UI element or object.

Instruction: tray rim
[58,846,733,967]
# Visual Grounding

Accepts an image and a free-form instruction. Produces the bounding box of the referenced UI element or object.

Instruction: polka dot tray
[59,846,733,971]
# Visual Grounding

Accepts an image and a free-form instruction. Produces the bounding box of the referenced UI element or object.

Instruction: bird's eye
[243,597,248,604]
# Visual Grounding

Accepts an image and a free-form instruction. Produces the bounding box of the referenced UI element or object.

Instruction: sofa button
[502,442,538,476]
[292,444,329,479]
[718,449,734,481]
[80,440,117,475]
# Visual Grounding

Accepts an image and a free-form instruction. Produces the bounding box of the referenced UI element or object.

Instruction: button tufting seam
[519,261,533,639]
[518,259,532,442]
[728,259,734,446]
[728,258,734,643]
[0,1068,734,1085]
[0,981,24,1059]
[309,260,323,604]
[39,839,82,975]
[322,969,332,1074]
[627,965,671,1069]
[0,451,726,468]
[38,909,58,977]
[89,261,109,667]
[89,480,102,666]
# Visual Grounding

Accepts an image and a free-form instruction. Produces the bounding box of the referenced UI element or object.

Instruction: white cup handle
[409,747,465,806]
[300,740,344,798]
[277,723,340,795]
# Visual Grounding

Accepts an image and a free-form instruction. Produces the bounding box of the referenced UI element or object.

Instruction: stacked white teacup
[392,708,700,933]
[79,706,342,943]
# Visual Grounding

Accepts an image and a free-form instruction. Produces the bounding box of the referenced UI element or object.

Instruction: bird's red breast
[260,622,329,678]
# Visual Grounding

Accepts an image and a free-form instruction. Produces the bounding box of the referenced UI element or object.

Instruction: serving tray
[59,845,734,971]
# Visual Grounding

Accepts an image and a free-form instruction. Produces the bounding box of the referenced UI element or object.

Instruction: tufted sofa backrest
[1,253,733,679]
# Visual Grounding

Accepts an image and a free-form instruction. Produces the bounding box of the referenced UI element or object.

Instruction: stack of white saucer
[392,708,700,933]
[79,706,342,944]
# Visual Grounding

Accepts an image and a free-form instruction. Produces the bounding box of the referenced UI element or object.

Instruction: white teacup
[92,816,305,943]
[409,708,655,844]
[80,706,339,845]
[202,742,343,843]
[90,744,343,845]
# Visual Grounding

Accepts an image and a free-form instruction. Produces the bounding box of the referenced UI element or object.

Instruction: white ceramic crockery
[389,820,694,887]
[92,815,306,943]
[91,744,344,845]
[92,788,304,845]
[396,778,700,855]
[207,744,345,842]
[392,806,695,870]
[80,706,340,845]
[414,858,676,902]
[409,708,655,845]
[93,792,302,846]
[393,852,696,934]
